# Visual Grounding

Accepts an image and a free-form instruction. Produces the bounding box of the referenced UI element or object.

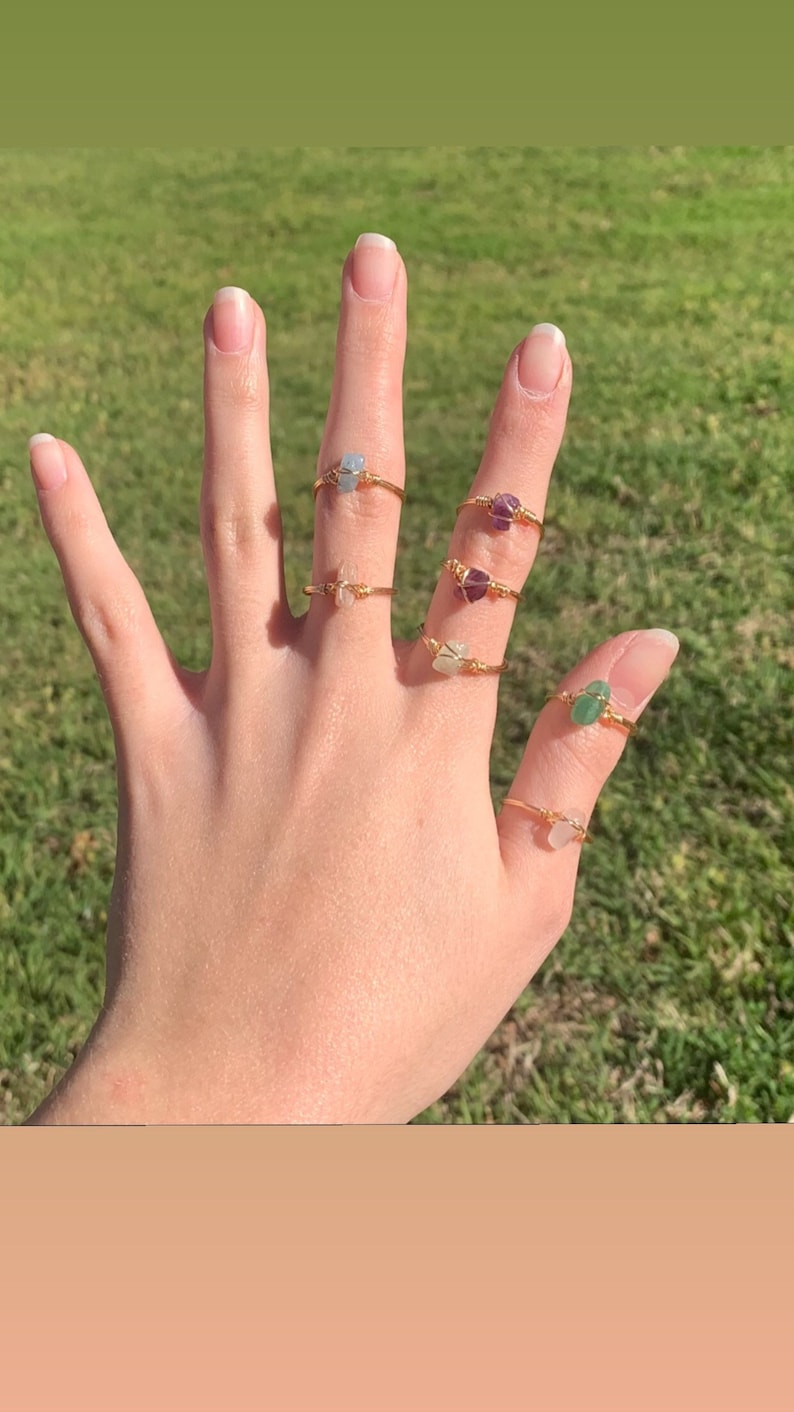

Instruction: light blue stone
[338,452,365,493]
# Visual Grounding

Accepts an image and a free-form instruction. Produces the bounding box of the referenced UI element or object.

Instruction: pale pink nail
[212,286,254,353]
[351,232,398,301]
[609,629,679,715]
[518,323,566,395]
[29,433,67,491]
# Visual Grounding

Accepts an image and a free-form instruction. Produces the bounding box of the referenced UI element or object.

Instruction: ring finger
[408,323,571,714]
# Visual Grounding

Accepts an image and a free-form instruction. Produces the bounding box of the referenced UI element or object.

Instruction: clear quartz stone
[335,562,358,607]
[432,641,468,676]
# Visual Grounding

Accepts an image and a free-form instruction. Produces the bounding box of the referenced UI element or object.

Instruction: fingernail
[610,629,680,714]
[518,323,566,395]
[351,232,398,301]
[29,433,67,490]
[212,286,254,353]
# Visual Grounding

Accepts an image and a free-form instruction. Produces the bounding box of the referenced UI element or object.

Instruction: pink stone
[548,819,578,850]
[335,562,357,607]
[548,808,587,849]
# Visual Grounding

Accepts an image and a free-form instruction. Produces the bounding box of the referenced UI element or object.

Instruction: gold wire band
[303,581,397,599]
[441,558,523,603]
[501,798,593,844]
[418,624,508,675]
[545,689,637,735]
[312,465,405,502]
[455,494,545,539]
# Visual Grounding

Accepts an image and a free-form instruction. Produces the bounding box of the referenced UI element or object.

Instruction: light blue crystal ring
[313,453,405,503]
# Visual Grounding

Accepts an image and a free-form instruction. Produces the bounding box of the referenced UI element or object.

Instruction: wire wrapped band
[546,681,637,735]
[441,558,523,603]
[455,492,544,538]
[313,453,405,503]
[418,624,508,676]
[501,798,593,845]
[303,581,397,600]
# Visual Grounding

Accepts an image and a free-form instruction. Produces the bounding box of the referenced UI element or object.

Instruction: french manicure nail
[29,433,67,490]
[518,323,566,395]
[610,628,680,715]
[351,232,398,301]
[212,286,254,353]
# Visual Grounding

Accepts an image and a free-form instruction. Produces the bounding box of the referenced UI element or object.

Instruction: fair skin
[25,233,678,1125]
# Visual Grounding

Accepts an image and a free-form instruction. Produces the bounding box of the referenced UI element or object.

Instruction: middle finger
[305,233,407,662]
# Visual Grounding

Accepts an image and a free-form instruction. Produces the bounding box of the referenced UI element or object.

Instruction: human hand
[26,234,678,1124]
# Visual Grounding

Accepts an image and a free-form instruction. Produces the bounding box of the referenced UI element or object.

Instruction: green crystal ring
[547,679,637,734]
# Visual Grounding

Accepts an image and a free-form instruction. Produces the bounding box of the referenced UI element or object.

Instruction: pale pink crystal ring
[303,562,397,607]
[501,798,592,847]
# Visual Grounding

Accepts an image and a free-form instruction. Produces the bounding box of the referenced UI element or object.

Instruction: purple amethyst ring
[455,491,544,538]
[442,558,523,604]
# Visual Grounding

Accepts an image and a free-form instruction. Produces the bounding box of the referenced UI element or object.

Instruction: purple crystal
[455,567,490,603]
[491,492,520,531]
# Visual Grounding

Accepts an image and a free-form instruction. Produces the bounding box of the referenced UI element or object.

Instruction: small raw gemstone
[548,818,579,849]
[491,492,520,531]
[338,452,365,492]
[570,679,611,726]
[548,818,584,847]
[335,562,358,607]
[432,641,469,676]
[456,567,490,603]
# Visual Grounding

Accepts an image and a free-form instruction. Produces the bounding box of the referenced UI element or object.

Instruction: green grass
[1,148,792,1124]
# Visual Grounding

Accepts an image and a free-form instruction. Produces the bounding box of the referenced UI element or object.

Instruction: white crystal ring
[501,798,592,847]
[312,453,405,503]
[418,624,509,677]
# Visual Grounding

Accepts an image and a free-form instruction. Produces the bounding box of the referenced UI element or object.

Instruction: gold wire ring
[313,453,405,503]
[303,580,397,601]
[501,798,593,845]
[418,624,508,676]
[441,558,523,603]
[455,493,544,538]
[546,684,637,735]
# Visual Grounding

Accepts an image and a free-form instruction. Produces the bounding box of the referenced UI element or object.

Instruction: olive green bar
[2,99,793,146]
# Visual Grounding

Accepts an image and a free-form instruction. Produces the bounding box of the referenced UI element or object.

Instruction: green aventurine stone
[571,679,611,725]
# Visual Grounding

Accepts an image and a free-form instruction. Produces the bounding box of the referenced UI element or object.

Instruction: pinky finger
[28,434,187,752]
[497,628,679,952]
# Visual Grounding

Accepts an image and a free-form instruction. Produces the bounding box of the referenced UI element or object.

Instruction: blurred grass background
[1,147,792,1124]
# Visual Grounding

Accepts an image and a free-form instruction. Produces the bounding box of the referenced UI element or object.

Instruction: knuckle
[201,504,266,558]
[62,504,97,542]
[452,520,539,586]
[211,361,265,415]
[555,727,609,794]
[338,311,398,367]
[79,590,141,655]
